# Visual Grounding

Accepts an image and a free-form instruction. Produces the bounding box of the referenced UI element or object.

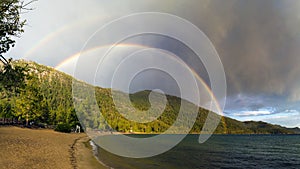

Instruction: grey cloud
[202,0,300,101]
[157,0,300,102]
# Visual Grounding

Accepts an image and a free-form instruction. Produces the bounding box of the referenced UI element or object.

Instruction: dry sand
[0,127,107,169]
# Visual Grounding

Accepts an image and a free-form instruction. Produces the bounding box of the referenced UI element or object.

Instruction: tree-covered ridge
[1,60,299,134]
[0,60,78,127]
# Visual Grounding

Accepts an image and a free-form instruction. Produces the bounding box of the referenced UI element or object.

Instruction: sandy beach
[0,127,107,169]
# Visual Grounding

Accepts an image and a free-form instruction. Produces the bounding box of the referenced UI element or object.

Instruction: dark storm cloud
[181,0,300,102]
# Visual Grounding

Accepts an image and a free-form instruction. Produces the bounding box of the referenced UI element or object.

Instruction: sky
[5,0,300,127]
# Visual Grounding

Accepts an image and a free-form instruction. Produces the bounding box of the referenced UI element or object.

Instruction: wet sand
[0,127,107,169]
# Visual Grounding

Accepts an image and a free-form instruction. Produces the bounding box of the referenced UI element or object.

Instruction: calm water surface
[96,135,300,169]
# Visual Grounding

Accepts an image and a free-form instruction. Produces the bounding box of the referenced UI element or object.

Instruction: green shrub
[54,123,71,133]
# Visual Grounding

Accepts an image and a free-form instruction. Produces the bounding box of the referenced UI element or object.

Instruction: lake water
[96,135,300,169]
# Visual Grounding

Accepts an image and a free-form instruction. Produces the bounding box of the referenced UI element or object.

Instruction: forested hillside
[0,60,78,127]
[0,60,299,134]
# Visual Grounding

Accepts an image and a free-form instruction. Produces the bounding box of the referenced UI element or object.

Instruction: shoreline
[89,140,113,169]
[88,130,300,135]
[74,136,108,169]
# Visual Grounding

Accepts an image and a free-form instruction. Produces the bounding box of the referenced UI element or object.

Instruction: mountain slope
[1,60,299,134]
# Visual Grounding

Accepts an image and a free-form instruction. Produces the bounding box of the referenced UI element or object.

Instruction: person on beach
[75,125,81,133]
